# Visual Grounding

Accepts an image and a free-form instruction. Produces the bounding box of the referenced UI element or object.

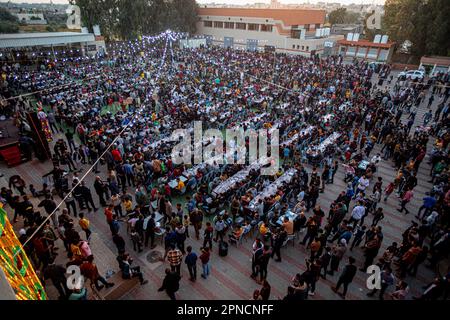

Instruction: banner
[0,206,47,300]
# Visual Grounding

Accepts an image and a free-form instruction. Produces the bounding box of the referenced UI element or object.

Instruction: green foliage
[0,21,19,33]
[70,0,198,40]
[0,7,18,22]
[0,8,19,33]
[328,8,360,25]
[383,0,450,57]
[46,25,56,32]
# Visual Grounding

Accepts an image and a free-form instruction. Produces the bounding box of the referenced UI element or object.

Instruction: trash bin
[219,241,228,257]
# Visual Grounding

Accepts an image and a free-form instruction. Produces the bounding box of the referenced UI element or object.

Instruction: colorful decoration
[0,206,47,300]
[37,109,53,142]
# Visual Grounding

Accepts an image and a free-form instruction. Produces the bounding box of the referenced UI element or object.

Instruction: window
[306,46,309,51]
[346,46,356,57]
[367,48,378,59]
[236,22,246,30]
[214,21,223,28]
[204,21,212,28]
[315,24,320,29]
[224,22,234,29]
[261,25,273,32]
[356,47,367,58]
[248,23,259,31]
[302,46,304,50]
[292,45,295,49]
[297,45,300,49]
[305,24,310,31]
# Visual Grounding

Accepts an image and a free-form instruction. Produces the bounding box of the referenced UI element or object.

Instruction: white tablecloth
[248,168,297,211]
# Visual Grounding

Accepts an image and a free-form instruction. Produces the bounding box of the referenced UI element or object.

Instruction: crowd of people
[1,38,449,300]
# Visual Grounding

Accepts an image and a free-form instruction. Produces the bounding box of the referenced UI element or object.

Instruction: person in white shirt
[350,202,366,228]
[371,153,382,166]
[355,175,370,197]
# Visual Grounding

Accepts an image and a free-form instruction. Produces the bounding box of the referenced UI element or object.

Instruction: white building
[196,7,343,56]
[15,13,47,25]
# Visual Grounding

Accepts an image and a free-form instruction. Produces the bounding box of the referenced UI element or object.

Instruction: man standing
[43,259,69,300]
[367,266,395,300]
[257,245,271,284]
[354,175,370,197]
[167,245,183,276]
[332,256,357,299]
[80,181,98,212]
[214,216,226,242]
[397,188,414,215]
[158,268,181,300]
[185,246,198,282]
[319,246,332,279]
[251,238,264,280]
[144,213,156,249]
[94,176,108,207]
[349,201,365,228]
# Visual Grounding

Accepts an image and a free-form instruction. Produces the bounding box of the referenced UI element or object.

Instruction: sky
[0,0,386,5]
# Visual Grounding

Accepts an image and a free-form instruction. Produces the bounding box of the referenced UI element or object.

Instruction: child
[183,214,190,238]
[78,213,92,241]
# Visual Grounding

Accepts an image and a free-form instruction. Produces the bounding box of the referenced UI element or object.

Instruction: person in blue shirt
[339,226,353,244]
[283,147,290,159]
[185,246,198,282]
[417,194,436,220]
[345,183,355,199]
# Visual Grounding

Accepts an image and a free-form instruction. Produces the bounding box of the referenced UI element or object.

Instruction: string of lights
[13,29,184,259]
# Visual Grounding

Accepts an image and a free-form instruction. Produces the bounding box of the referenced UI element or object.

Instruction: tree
[0,7,19,33]
[328,8,360,25]
[383,0,450,57]
[71,0,198,40]
[328,8,347,25]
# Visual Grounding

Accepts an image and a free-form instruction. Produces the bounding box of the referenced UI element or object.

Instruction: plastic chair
[283,234,296,247]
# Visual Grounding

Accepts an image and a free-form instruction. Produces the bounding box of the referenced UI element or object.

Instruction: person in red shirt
[111,148,122,163]
[80,255,114,290]
[199,247,211,279]
[105,205,114,225]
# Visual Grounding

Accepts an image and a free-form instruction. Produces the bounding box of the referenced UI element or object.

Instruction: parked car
[398,70,425,80]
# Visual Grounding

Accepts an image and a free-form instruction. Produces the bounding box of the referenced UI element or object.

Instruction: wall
[196,19,342,56]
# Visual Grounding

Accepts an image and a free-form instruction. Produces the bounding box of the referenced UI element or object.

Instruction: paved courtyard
[0,71,445,300]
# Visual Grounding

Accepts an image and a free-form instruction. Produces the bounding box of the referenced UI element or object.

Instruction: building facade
[196,7,343,56]
[419,56,450,76]
[337,37,395,62]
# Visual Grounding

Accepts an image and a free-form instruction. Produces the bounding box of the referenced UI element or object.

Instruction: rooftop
[198,7,326,26]
[0,32,95,49]
[0,32,89,40]
[337,39,395,49]
[421,55,450,67]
